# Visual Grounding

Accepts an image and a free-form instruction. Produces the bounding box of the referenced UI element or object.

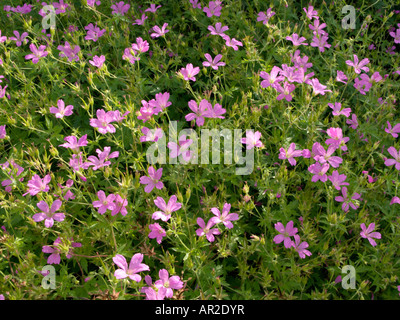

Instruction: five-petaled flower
[360,223,381,247]
[113,253,149,281]
[273,220,298,248]
[152,195,182,221]
[140,166,164,193]
[210,203,239,229]
[33,199,65,228]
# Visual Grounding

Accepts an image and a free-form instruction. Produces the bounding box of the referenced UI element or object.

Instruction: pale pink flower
[328,102,351,117]
[140,166,164,193]
[89,109,116,134]
[286,33,308,46]
[384,121,400,138]
[23,174,51,196]
[273,221,298,248]
[113,253,149,281]
[59,134,88,151]
[207,22,228,37]
[167,135,193,162]
[150,23,169,38]
[152,195,182,221]
[384,147,400,170]
[360,223,381,247]
[179,63,200,81]
[257,8,275,24]
[92,190,116,214]
[278,143,303,166]
[241,130,263,149]
[291,235,312,258]
[336,70,348,83]
[33,199,65,228]
[111,1,130,15]
[154,269,183,298]
[148,223,166,244]
[140,127,164,142]
[345,54,369,74]
[25,43,48,64]
[210,203,239,229]
[185,99,211,126]
[196,217,220,242]
[50,99,73,118]
[89,55,105,68]
[203,53,225,70]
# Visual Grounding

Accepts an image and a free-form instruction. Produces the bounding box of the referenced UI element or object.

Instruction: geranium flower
[89,55,105,68]
[111,194,128,216]
[33,199,65,228]
[303,5,318,20]
[203,1,222,17]
[154,269,184,298]
[50,99,74,118]
[86,147,119,170]
[210,203,239,229]
[328,102,351,117]
[185,99,211,126]
[25,43,48,64]
[346,114,358,129]
[90,109,117,134]
[179,63,200,81]
[148,223,166,244]
[260,66,284,89]
[167,135,193,162]
[152,195,182,221]
[291,235,312,258]
[384,121,400,138]
[279,143,303,166]
[113,253,149,281]
[23,174,51,196]
[325,127,350,151]
[92,190,116,214]
[384,147,400,170]
[0,125,6,139]
[275,81,295,101]
[308,162,330,182]
[111,1,130,15]
[57,41,81,62]
[345,54,369,74]
[84,23,106,42]
[257,8,275,24]
[9,30,28,47]
[309,78,331,95]
[336,70,348,83]
[335,187,361,212]
[310,35,331,52]
[132,13,148,26]
[286,33,308,46]
[222,35,243,51]
[196,217,220,242]
[149,92,171,114]
[360,223,381,247]
[140,127,164,142]
[202,53,225,70]
[273,220,298,248]
[1,160,24,192]
[150,23,169,38]
[241,130,263,149]
[42,238,81,265]
[327,170,349,190]
[140,166,164,193]
[207,22,228,37]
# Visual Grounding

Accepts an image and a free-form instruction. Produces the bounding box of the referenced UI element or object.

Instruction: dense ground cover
[0,0,400,300]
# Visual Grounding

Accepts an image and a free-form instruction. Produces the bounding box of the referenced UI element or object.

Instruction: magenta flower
[273,220,298,248]
[33,199,65,228]
[196,217,220,242]
[25,43,48,64]
[207,22,228,37]
[241,130,263,149]
[141,276,167,300]
[1,160,24,192]
[179,63,200,81]
[260,66,285,89]
[90,109,117,134]
[312,143,343,168]
[84,23,106,42]
[111,195,128,216]
[325,127,350,151]
[0,125,6,139]
[309,19,327,36]
[9,30,28,47]
[335,187,361,212]
[86,147,119,170]
[336,70,348,83]
[57,41,80,62]
[111,1,130,15]
[69,152,87,172]
[137,100,155,123]
[0,85,7,99]
[309,78,331,95]
[140,127,164,142]
[286,33,308,46]
[140,166,164,193]
[360,223,381,247]
[92,190,116,214]
[154,269,184,298]
[59,134,87,152]
[279,143,303,166]
[291,235,312,259]
[50,99,73,118]
[190,0,202,9]
[203,1,222,17]
[203,103,226,119]
[328,170,349,190]
[53,0,70,14]
[23,174,51,196]
[0,30,7,43]
[113,253,149,281]
[308,162,330,182]
[89,55,105,68]
[145,4,161,13]
[150,23,169,38]
[185,99,211,126]
[345,55,369,74]
[132,13,148,26]
[148,223,166,244]
[210,203,239,229]
[275,81,295,101]
[384,147,400,170]
[310,35,331,52]
[257,8,275,24]
[153,195,182,221]
[223,35,243,51]
[346,114,358,129]
[390,28,400,43]
[303,5,318,20]
[149,92,171,114]
[132,37,150,54]
[203,53,225,70]
[328,102,351,117]
[385,121,400,138]
[87,0,101,7]
[42,238,81,265]
[390,196,400,205]
[167,135,193,162]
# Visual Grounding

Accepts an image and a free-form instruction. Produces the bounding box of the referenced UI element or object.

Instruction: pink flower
[42,238,81,265]
[384,121,400,138]
[90,109,116,134]
[140,166,164,193]
[336,70,348,83]
[150,23,169,38]
[0,30,7,43]
[50,99,74,118]
[179,63,200,81]
[275,81,295,101]
[145,4,161,13]
[25,43,48,64]
[303,5,318,20]
[0,125,6,139]
[86,146,119,170]
[389,28,400,44]
[291,235,312,258]
[345,54,369,74]
[0,85,7,99]
[111,1,130,15]
[309,19,327,36]
[260,66,284,89]
[92,190,116,214]
[87,0,101,7]
[309,78,331,95]
[190,0,202,9]
[286,33,308,46]
[154,269,184,298]
[328,102,351,117]
[279,143,303,166]
[1,160,24,192]
[111,194,128,216]
[335,187,361,212]
[113,253,149,281]
[59,134,88,151]
[196,217,220,242]
[308,162,330,182]
[149,92,171,114]
[23,174,51,196]
[33,199,65,228]
[185,99,211,126]
[257,8,275,24]
[203,1,222,17]
[152,195,182,221]
[148,223,166,244]
[207,22,228,37]
[390,196,400,205]
[327,170,349,190]
[57,41,81,62]
[203,53,225,70]
[384,147,400,170]
[132,13,148,26]
[203,103,226,119]
[137,100,155,123]
[89,55,105,68]
[140,127,164,142]
[84,23,106,42]
[222,35,243,51]
[9,30,28,47]
[167,135,193,162]
[310,35,331,52]
[132,37,149,54]
[325,127,350,151]
[241,130,263,149]
[312,143,342,168]
[141,276,167,300]
[210,203,239,229]
[273,220,298,248]
[360,223,381,247]
[53,0,70,14]
[346,114,358,129]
